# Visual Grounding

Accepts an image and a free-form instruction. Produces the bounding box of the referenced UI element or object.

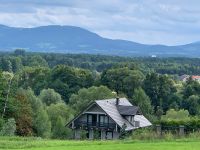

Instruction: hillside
[0,25,200,57]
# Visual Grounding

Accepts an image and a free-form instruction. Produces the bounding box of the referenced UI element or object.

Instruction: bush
[188,131,200,139]
[0,118,5,131]
[0,118,16,136]
[131,128,178,141]
[162,131,175,140]
[131,128,159,140]
[159,117,200,132]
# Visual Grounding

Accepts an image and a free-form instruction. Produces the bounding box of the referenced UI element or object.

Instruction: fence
[155,125,185,136]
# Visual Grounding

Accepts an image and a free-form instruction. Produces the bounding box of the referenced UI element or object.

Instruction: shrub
[162,131,175,140]
[0,118,16,136]
[188,131,200,139]
[131,128,159,140]
[0,118,5,131]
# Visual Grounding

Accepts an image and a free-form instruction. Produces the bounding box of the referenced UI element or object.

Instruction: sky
[0,0,200,45]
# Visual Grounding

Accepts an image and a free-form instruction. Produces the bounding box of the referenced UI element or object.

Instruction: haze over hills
[0,24,200,57]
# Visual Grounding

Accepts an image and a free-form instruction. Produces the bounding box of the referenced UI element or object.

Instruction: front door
[106,131,113,140]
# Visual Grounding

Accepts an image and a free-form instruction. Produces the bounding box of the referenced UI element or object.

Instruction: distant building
[67,98,152,140]
[151,55,157,58]
[191,76,200,82]
[179,75,200,82]
[179,75,190,82]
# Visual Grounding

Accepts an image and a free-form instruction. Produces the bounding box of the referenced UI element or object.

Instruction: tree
[132,87,153,118]
[69,86,116,113]
[1,72,14,118]
[182,95,200,116]
[39,88,63,106]
[10,57,23,73]
[35,109,51,138]
[1,57,12,72]
[143,73,176,112]
[101,67,144,97]
[183,79,200,98]
[18,67,50,95]
[49,65,94,103]
[25,88,44,135]
[14,89,33,136]
[47,103,72,128]
[161,109,190,121]
[0,118,16,136]
[14,49,26,56]
[47,103,73,139]
[52,116,72,139]
[27,55,48,67]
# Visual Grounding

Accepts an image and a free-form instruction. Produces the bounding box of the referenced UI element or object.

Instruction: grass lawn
[0,136,200,150]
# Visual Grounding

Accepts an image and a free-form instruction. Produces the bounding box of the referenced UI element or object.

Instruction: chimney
[116,97,120,105]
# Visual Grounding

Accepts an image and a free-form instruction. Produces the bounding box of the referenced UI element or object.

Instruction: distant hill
[0,24,200,57]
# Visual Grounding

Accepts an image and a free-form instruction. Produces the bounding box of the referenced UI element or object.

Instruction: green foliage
[144,73,177,112]
[132,87,153,118]
[35,109,51,138]
[69,86,116,113]
[161,109,190,121]
[159,117,200,132]
[0,118,5,130]
[27,55,48,67]
[183,95,200,115]
[39,88,63,106]
[131,128,159,140]
[14,89,33,136]
[18,67,50,95]
[2,52,200,139]
[119,123,128,139]
[14,49,26,56]
[183,79,200,98]
[52,116,72,139]
[0,118,16,136]
[49,65,94,102]
[47,103,72,128]
[93,130,101,139]
[80,130,87,140]
[101,67,144,97]
[25,88,44,136]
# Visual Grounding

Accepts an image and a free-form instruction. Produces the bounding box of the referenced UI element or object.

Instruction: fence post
[156,125,162,136]
[179,125,185,137]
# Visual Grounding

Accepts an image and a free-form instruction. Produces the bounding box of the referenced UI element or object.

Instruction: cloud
[0,0,200,45]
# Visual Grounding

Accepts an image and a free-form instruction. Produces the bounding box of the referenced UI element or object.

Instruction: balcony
[74,121,116,129]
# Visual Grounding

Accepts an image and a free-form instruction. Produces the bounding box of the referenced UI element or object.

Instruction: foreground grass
[0,136,200,150]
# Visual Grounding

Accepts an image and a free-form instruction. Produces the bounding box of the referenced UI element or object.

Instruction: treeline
[1,50,200,138]
[2,49,200,75]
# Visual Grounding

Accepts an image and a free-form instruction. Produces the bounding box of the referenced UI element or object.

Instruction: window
[127,116,134,122]
[105,116,109,124]
[87,114,92,123]
[100,115,104,124]
[99,115,109,126]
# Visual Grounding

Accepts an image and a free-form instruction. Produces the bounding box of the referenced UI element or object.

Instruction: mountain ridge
[0,25,200,57]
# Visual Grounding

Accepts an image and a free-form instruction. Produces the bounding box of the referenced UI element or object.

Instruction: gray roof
[117,105,139,116]
[95,98,152,131]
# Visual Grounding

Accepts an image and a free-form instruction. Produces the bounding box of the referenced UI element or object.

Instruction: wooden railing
[74,121,116,129]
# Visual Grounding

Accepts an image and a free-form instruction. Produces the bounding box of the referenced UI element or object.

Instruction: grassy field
[0,136,200,150]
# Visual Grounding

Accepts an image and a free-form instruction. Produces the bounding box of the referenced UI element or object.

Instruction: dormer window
[127,116,134,123]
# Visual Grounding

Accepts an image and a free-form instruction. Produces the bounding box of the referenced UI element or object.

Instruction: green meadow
[0,137,200,150]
